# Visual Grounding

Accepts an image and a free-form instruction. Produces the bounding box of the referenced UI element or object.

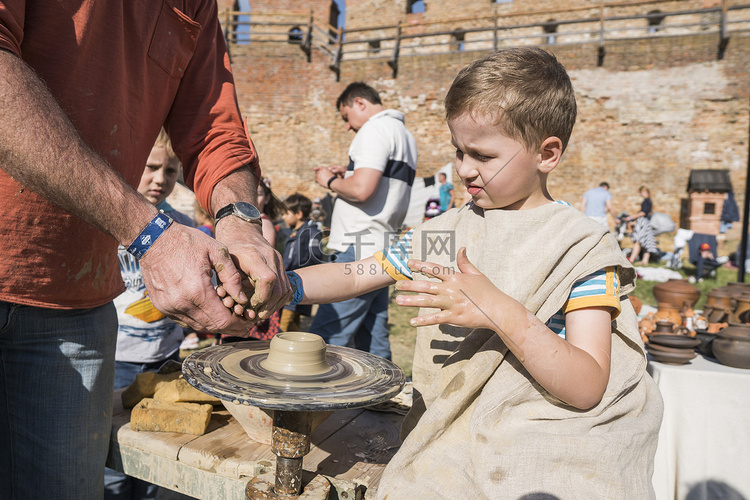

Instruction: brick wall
[218,1,749,227]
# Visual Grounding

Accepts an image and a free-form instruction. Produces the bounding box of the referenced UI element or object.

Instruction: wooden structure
[106,389,404,500]
[220,1,750,78]
[680,169,733,235]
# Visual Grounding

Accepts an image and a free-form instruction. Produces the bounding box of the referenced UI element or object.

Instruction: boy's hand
[394,247,502,331]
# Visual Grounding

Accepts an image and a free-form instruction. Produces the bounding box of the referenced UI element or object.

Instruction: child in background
[225,48,663,498]
[104,129,195,500]
[194,201,215,237]
[279,193,326,332]
[180,202,218,349]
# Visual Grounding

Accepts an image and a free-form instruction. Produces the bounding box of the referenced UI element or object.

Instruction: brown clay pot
[653,303,683,327]
[713,323,750,369]
[703,291,735,323]
[730,295,750,324]
[653,279,701,308]
[719,282,750,298]
[653,320,675,334]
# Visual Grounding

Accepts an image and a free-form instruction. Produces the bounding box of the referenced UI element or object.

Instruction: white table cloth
[649,354,750,500]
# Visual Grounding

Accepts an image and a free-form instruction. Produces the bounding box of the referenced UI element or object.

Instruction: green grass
[388,286,417,378]
[630,261,742,311]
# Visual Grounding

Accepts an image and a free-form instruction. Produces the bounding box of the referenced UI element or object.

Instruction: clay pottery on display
[730,295,750,324]
[704,291,735,313]
[703,291,733,324]
[713,323,750,369]
[652,279,701,308]
[720,282,750,298]
[694,330,716,358]
[707,322,729,334]
[653,303,683,327]
[648,334,701,349]
[646,334,699,364]
[653,320,675,334]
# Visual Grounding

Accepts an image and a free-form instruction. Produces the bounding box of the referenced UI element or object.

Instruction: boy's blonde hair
[444,48,577,152]
[153,128,180,166]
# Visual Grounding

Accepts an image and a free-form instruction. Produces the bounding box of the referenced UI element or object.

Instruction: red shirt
[0,0,259,308]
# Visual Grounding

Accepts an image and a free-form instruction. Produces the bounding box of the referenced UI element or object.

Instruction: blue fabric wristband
[126,212,174,259]
[286,271,304,307]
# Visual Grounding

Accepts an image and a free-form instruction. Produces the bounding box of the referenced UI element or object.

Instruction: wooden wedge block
[121,370,181,409]
[153,378,220,404]
[131,398,212,436]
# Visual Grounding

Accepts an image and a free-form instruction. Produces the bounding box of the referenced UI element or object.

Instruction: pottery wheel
[183,341,405,411]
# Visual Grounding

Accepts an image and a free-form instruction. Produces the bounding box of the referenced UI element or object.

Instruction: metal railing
[221,1,750,78]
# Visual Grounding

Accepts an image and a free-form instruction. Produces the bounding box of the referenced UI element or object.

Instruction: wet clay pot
[653,279,701,308]
[653,303,683,328]
[713,323,750,369]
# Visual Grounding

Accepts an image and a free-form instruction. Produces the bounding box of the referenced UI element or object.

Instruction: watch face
[234,201,261,220]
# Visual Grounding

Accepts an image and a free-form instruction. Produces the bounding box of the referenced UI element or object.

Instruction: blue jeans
[0,301,117,500]
[310,247,391,360]
[104,355,179,500]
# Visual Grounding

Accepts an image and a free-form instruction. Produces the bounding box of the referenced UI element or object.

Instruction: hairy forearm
[208,167,260,216]
[0,50,157,245]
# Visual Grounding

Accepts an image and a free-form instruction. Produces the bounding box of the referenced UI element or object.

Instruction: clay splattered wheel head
[182,332,405,411]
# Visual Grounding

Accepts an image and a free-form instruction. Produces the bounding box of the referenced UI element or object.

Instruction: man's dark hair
[285,193,313,219]
[599,182,610,189]
[336,82,382,109]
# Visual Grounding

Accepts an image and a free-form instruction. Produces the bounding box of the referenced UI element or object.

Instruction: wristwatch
[214,202,262,226]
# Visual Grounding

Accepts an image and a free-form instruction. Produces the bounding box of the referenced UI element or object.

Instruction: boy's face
[282,209,302,229]
[448,113,558,211]
[138,144,180,205]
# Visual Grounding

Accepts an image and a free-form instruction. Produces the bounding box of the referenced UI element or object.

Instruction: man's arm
[314,165,382,203]
[448,186,455,209]
[605,198,617,218]
[209,168,291,319]
[0,50,256,334]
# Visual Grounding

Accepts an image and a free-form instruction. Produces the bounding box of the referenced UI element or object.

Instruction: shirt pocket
[148,1,202,78]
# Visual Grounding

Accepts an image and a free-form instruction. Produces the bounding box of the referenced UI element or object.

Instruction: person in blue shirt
[438,172,455,212]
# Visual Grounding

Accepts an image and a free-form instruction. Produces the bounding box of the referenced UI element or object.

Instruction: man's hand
[214,216,292,321]
[140,223,259,336]
[313,165,344,188]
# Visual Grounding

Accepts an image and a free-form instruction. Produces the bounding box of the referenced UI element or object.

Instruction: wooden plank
[112,444,250,500]
[303,410,404,492]
[177,416,274,478]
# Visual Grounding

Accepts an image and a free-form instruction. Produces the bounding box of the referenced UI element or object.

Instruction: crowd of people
[0,2,729,495]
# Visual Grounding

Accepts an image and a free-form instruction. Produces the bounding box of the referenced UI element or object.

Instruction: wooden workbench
[106,389,405,499]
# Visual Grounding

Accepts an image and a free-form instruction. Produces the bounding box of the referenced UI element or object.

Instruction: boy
[222,49,663,498]
[279,193,327,332]
[104,129,194,500]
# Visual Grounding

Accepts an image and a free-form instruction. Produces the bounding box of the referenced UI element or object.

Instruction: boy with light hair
[222,48,663,498]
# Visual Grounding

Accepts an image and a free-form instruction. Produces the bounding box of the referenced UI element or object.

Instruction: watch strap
[214,204,235,224]
[126,212,173,259]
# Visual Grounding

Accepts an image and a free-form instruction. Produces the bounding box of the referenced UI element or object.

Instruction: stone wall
[218,1,749,227]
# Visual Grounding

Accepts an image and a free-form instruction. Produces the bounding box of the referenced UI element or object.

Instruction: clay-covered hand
[140,223,259,335]
[394,247,503,330]
[214,216,292,324]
